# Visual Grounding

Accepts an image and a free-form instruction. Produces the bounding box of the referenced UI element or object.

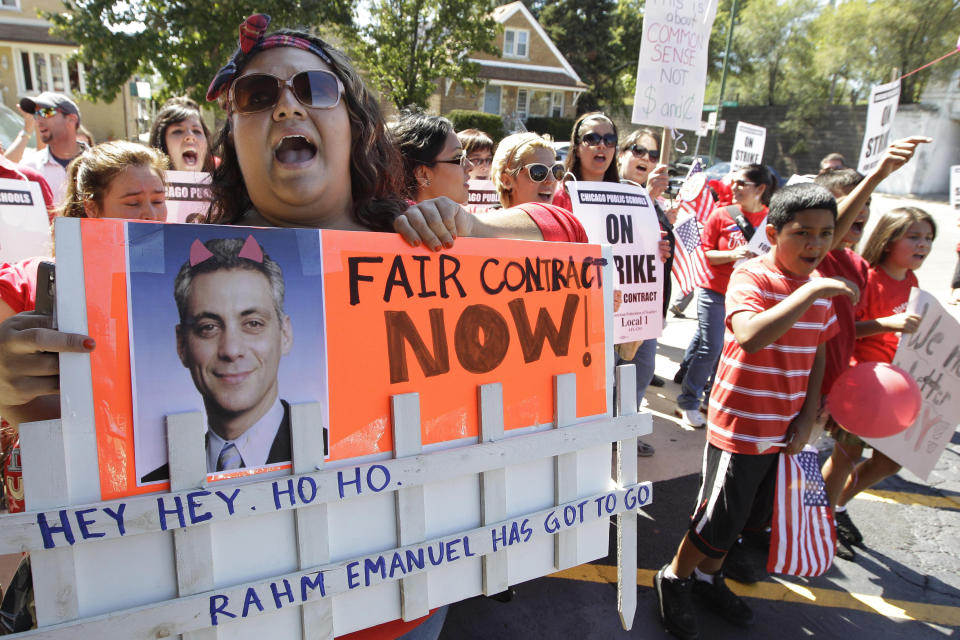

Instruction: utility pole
[708,0,739,163]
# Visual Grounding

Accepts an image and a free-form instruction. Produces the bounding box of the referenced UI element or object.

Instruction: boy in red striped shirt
[654,184,859,640]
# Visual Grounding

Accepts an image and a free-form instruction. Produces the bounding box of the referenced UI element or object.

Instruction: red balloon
[827,362,922,438]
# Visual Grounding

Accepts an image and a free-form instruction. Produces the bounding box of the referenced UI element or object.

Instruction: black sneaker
[654,565,699,640]
[835,509,863,546]
[650,374,666,387]
[722,542,764,585]
[673,366,688,385]
[692,573,754,627]
[835,535,857,561]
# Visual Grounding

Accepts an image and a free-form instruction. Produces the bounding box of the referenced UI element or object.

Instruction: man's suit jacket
[140,401,292,483]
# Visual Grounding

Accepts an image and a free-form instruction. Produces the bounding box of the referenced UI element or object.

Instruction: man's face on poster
[177,268,292,423]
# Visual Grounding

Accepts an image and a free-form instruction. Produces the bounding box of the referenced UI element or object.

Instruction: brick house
[0,0,146,144]
[433,1,588,123]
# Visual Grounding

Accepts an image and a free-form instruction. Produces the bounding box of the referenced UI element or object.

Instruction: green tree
[815,0,960,103]
[46,1,349,104]
[347,0,500,110]
[540,0,623,111]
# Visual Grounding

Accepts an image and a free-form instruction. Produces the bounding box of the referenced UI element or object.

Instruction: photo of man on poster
[142,235,301,482]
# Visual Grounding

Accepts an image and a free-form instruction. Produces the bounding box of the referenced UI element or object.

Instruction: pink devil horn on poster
[189,239,215,266]
[238,235,264,263]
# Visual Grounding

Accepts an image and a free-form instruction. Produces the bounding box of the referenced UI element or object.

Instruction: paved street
[440,193,960,639]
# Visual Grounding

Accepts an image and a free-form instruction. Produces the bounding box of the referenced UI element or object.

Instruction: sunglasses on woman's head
[580,132,617,148]
[229,70,344,114]
[516,162,565,183]
[628,145,660,162]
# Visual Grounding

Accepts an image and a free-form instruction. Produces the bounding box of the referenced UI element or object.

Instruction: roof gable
[492,1,581,82]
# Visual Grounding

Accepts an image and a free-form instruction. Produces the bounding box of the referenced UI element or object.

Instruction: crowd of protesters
[0,12,952,639]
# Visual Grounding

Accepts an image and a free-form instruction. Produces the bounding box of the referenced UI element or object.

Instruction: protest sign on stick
[865,289,960,480]
[567,181,663,342]
[730,122,767,172]
[631,0,718,130]
[857,79,901,175]
[164,170,213,223]
[0,177,51,262]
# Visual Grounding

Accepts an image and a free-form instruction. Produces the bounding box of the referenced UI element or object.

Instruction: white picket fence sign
[5,368,651,638]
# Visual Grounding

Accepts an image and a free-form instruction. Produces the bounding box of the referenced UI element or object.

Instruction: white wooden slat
[479,383,508,595]
[167,411,218,640]
[15,482,652,640]
[553,373,579,570]
[614,365,638,630]
[53,217,101,506]
[391,393,429,621]
[21,419,79,626]
[290,402,334,640]
[0,411,650,555]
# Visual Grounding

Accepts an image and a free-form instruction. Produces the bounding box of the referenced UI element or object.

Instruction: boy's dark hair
[457,128,494,156]
[768,183,837,231]
[814,168,865,197]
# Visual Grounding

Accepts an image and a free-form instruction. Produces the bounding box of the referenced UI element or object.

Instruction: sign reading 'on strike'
[631,0,718,130]
[857,79,901,175]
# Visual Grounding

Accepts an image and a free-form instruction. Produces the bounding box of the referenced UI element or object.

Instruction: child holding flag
[654,184,856,640]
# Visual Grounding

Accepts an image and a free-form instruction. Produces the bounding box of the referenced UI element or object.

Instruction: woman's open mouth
[536,187,553,201]
[181,150,199,167]
[274,135,318,166]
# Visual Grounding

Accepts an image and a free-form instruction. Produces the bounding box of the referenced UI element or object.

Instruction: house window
[455,84,465,97]
[504,28,529,58]
[17,50,85,96]
[0,0,20,10]
[551,92,564,118]
[517,90,528,120]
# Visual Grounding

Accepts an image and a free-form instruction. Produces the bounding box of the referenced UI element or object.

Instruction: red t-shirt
[0,257,42,314]
[699,204,769,295]
[817,248,870,395]
[551,183,573,212]
[707,256,838,454]
[513,202,588,243]
[853,266,918,365]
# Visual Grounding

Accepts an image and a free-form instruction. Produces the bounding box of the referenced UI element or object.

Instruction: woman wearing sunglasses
[674,163,775,428]
[492,132,566,208]
[618,128,669,200]
[393,109,472,205]
[458,128,495,181]
[552,112,620,211]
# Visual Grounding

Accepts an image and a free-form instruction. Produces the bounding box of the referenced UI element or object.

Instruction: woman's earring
[423,178,431,187]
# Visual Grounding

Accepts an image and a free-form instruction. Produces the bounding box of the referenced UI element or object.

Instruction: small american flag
[671,213,713,296]
[679,159,716,223]
[767,446,836,577]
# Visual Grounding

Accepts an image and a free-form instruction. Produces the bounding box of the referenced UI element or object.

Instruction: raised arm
[831,136,931,249]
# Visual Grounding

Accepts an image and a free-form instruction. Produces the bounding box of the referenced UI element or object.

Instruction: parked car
[552,141,570,163]
[704,161,786,187]
[0,103,24,151]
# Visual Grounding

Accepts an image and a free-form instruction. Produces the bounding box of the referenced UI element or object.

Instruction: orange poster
[322,231,608,459]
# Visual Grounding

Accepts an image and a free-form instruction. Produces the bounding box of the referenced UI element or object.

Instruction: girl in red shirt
[830,206,936,557]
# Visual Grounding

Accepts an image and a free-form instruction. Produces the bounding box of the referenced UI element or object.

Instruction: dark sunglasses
[432,152,469,167]
[580,132,618,148]
[230,70,344,114]
[627,145,660,162]
[731,179,757,188]
[468,156,493,167]
[516,162,565,183]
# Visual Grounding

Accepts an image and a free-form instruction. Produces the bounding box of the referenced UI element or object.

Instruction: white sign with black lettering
[0,177,51,262]
[730,122,766,172]
[164,170,213,223]
[857,79,901,175]
[950,165,960,211]
[734,216,771,268]
[567,181,663,342]
[866,289,960,480]
[466,179,499,213]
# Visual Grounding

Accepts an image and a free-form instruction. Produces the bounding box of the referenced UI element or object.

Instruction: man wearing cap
[17,92,85,208]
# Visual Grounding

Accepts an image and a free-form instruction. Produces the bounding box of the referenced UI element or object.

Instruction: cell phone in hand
[34,260,56,328]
